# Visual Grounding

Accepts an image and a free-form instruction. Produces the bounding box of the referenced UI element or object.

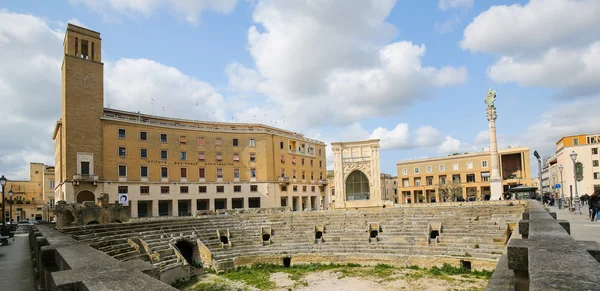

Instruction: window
[439,176,447,184]
[426,177,433,186]
[118,186,128,193]
[319,161,322,168]
[180,152,187,160]
[311,172,315,180]
[233,138,239,146]
[161,167,168,178]
[345,171,370,201]
[250,168,256,178]
[595,172,600,179]
[81,162,90,175]
[217,186,224,193]
[199,186,207,193]
[198,152,205,160]
[180,168,187,178]
[440,164,445,172]
[414,167,419,174]
[310,160,314,167]
[280,155,285,163]
[250,185,258,192]
[118,128,126,139]
[466,174,476,183]
[249,139,256,147]
[161,150,168,159]
[302,158,305,166]
[594,160,599,167]
[140,166,148,177]
[234,185,241,192]
[453,163,459,170]
[415,178,421,186]
[481,172,490,182]
[292,156,296,164]
[160,133,167,143]
[319,149,322,156]
[216,138,222,146]
[402,168,408,175]
[452,174,461,183]
[293,170,297,179]
[49,181,55,189]
[198,137,205,146]
[140,131,147,141]
[233,153,240,161]
[467,162,473,169]
[199,168,206,178]
[573,138,579,145]
[118,147,126,157]
[250,153,256,162]
[217,168,223,179]
[293,186,298,192]
[302,171,306,180]
[426,166,432,173]
[140,186,149,194]
[180,186,189,194]
[281,186,287,192]
[311,186,315,192]
[161,186,169,194]
[216,152,222,161]
[234,168,240,179]
[482,160,488,168]
[303,186,307,192]
[280,141,284,149]
[593,148,599,155]
[118,165,127,177]
[140,148,148,158]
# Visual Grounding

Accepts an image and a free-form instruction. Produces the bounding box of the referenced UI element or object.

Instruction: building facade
[2,163,55,222]
[53,24,327,218]
[543,134,600,199]
[381,174,397,201]
[396,147,532,203]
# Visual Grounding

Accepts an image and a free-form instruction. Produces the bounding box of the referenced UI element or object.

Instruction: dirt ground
[184,267,489,291]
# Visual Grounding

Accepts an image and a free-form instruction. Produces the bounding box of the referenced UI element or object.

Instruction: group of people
[589,191,600,222]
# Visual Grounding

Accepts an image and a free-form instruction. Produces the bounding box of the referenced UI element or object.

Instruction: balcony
[318,179,329,186]
[72,174,99,185]
[278,177,291,185]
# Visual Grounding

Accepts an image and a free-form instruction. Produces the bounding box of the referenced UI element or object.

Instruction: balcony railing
[72,174,99,182]
[278,177,291,185]
[318,179,329,185]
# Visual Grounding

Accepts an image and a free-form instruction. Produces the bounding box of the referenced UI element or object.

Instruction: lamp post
[552,172,556,205]
[0,175,6,227]
[534,151,542,199]
[571,151,581,215]
[8,189,13,225]
[559,165,565,209]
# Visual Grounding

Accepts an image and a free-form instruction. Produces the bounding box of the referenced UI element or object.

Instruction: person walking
[589,191,600,222]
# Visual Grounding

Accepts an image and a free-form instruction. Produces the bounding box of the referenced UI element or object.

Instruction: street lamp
[552,172,556,203]
[559,165,565,209]
[534,151,542,199]
[0,175,6,227]
[570,151,581,215]
[8,189,13,225]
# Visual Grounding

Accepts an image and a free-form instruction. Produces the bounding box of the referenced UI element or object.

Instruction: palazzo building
[396,147,532,203]
[53,24,327,218]
[3,163,55,222]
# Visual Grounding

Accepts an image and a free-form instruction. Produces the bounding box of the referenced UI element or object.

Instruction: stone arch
[76,190,95,204]
[87,220,99,225]
[345,170,370,201]
[174,239,199,266]
[62,210,75,226]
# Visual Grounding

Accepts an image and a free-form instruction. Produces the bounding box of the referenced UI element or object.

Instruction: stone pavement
[0,233,35,291]
[548,203,600,243]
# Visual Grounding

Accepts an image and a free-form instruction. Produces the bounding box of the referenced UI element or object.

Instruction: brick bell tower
[55,24,104,203]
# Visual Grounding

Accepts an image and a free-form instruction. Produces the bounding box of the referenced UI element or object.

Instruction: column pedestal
[490,179,503,201]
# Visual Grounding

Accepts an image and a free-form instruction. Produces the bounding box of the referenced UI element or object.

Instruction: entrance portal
[175,240,194,265]
[76,190,95,204]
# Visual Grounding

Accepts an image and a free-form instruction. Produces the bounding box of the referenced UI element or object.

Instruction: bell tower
[57,23,105,202]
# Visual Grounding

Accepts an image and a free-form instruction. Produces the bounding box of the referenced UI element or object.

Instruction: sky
[0,0,599,180]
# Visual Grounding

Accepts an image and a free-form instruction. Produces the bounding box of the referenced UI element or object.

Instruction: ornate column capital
[486,106,497,122]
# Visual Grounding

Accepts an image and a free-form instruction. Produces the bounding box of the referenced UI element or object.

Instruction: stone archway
[174,240,196,265]
[345,170,370,201]
[76,190,95,204]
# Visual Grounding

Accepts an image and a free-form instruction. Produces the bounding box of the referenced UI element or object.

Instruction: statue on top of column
[485,88,496,108]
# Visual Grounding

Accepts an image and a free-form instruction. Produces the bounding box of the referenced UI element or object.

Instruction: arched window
[346,170,370,201]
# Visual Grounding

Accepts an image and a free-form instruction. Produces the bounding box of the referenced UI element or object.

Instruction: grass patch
[427,264,493,279]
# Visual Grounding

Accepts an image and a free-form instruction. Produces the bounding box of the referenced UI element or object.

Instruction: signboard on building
[118,193,129,206]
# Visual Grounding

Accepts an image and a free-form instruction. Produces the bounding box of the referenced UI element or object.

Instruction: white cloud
[231,0,467,130]
[0,9,63,179]
[415,126,442,147]
[370,123,410,150]
[438,0,474,11]
[435,16,460,34]
[474,130,489,145]
[461,0,600,96]
[439,135,463,154]
[69,0,238,24]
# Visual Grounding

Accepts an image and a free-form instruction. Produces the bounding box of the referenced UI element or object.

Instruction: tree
[437,181,463,202]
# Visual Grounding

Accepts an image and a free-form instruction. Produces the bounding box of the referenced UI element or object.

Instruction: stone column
[332,146,345,209]
[172,200,179,217]
[288,196,293,210]
[130,200,138,218]
[152,200,159,217]
[295,196,302,211]
[487,104,503,200]
[191,199,197,216]
[370,143,383,206]
[307,195,312,210]
[411,191,416,204]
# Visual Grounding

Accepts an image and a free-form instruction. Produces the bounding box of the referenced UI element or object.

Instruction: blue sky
[1,0,598,179]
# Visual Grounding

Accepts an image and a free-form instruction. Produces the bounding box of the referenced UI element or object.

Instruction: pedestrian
[590,191,600,222]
